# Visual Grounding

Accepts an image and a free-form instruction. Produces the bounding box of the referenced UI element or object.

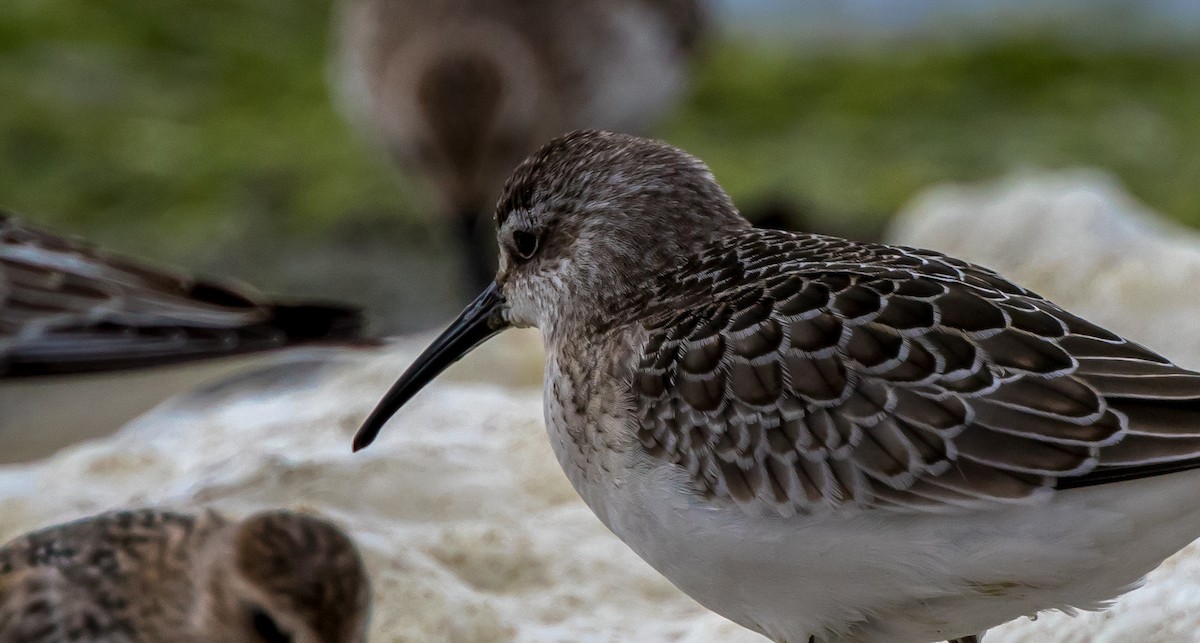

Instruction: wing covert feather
[633,230,1200,515]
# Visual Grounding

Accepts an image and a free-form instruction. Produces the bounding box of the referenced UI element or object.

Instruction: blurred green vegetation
[664,40,1200,231]
[0,0,412,256]
[1,1,1199,264]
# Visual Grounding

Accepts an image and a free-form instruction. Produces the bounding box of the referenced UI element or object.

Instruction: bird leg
[455,208,497,291]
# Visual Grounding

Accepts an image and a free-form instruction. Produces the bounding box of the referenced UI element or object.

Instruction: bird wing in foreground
[0,213,365,377]
[633,229,1200,516]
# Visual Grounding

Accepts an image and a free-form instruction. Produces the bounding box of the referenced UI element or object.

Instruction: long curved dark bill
[352,282,508,452]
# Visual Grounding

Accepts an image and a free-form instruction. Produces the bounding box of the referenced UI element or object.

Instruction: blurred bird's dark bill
[352,282,508,451]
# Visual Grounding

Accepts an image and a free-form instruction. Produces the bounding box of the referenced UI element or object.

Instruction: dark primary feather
[632,228,1200,515]
[0,213,366,377]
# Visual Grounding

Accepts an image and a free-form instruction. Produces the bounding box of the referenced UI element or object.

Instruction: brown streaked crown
[492,131,749,329]
[234,511,371,643]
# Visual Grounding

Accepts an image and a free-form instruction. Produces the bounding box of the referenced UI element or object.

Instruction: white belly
[568,455,1200,643]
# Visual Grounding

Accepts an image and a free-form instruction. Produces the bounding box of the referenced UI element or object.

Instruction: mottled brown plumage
[633,228,1200,515]
[0,509,370,643]
[354,130,1200,642]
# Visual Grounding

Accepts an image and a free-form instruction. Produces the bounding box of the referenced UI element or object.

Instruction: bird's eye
[250,606,292,643]
[513,230,539,260]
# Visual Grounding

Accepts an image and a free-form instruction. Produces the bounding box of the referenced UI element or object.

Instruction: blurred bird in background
[0,212,370,463]
[330,0,707,289]
[0,508,371,643]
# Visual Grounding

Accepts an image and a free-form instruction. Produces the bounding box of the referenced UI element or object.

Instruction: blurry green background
[3,0,1199,332]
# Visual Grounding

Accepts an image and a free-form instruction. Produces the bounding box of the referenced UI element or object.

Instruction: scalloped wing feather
[633,229,1200,516]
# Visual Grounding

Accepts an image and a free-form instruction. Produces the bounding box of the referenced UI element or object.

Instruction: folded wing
[632,229,1200,516]
[1,213,364,377]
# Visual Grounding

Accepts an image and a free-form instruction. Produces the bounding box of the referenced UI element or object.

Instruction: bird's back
[632,227,1200,516]
[0,510,223,642]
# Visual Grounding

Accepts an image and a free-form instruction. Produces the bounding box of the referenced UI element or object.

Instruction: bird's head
[353,130,747,450]
[205,511,371,643]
